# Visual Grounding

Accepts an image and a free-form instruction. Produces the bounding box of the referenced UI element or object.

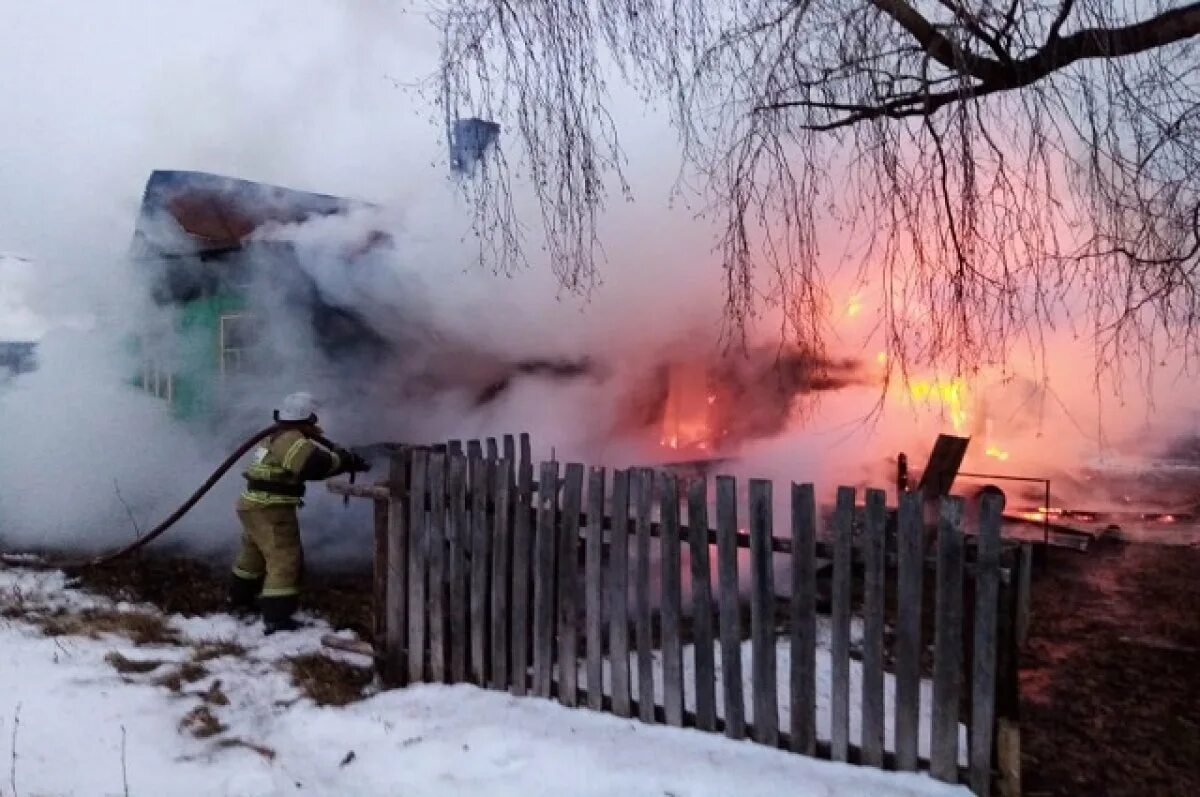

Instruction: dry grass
[217,738,276,761]
[286,653,373,707]
[155,661,210,693]
[104,651,166,675]
[191,639,247,662]
[202,680,229,706]
[179,705,226,739]
[38,607,179,646]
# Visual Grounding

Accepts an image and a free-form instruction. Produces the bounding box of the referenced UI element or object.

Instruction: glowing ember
[876,351,887,365]
[846,293,863,317]
[985,445,1010,461]
[907,376,968,433]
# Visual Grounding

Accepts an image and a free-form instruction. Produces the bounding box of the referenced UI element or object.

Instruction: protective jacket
[237,427,345,508]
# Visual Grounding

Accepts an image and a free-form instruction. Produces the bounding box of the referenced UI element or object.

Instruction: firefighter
[228,392,370,633]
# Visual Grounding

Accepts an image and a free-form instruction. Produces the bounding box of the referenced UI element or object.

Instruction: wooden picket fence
[329,434,1026,796]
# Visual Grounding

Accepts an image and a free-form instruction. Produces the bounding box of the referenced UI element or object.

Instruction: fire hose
[0,422,354,572]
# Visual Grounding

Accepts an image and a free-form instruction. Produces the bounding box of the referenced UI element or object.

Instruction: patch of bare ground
[74,554,373,638]
[1020,541,1200,796]
[287,652,373,706]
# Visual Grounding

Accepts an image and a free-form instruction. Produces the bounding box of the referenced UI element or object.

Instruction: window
[218,313,258,376]
[138,345,173,404]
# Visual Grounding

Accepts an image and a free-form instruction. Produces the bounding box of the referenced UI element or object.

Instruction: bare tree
[435,1,1200,380]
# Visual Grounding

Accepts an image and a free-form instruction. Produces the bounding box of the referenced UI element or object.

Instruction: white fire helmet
[276,391,320,423]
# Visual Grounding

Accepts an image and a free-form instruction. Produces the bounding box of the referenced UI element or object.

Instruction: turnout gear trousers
[233,505,304,597]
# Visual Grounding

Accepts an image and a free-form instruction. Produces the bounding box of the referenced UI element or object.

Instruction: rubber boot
[261,594,301,635]
[228,573,264,618]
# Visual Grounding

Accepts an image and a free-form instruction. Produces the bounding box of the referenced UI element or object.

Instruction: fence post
[861,488,887,767]
[831,486,855,761]
[557,463,584,707]
[894,490,925,771]
[406,449,430,684]
[970,493,1004,795]
[609,469,633,718]
[749,479,778,746]
[634,468,656,723]
[716,475,745,740]
[995,548,1024,797]
[585,468,607,711]
[660,472,684,728]
[383,449,409,686]
[373,495,388,677]
[790,483,817,756]
[490,459,514,690]
[427,451,448,683]
[931,496,965,783]
[688,478,717,733]
[532,460,560,698]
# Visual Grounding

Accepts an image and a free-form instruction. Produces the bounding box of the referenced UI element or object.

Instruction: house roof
[132,170,372,257]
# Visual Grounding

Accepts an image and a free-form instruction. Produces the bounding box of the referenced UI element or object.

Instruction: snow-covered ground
[0,567,969,797]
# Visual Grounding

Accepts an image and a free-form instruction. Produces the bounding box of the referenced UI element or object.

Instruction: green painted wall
[130,290,248,422]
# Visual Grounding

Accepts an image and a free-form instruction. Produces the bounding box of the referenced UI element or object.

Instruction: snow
[0,567,970,797]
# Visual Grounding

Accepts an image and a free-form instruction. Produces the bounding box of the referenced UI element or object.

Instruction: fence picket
[448,453,469,683]
[467,439,483,464]
[585,468,607,711]
[895,490,925,771]
[406,449,429,683]
[862,488,887,766]
[532,460,560,698]
[385,449,409,686]
[749,479,778,746]
[557,463,584,707]
[1016,542,1032,649]
[503,434,516,465]
[634,468,656,723]
[659,473,684,727]
[687,478,717,732]
[470,453,492,685]
[931,496,966,782]
[486,437,498,460]
[830,486,855,762]
[609,469,632,718]
[448,439,463,456]
[519,433,532,476]
[427,452,448,683]
[716,475,745,740]
[490,459,513,690]
[510,455,534,696]
[970,494,1004,795]
[790,483,817,755]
